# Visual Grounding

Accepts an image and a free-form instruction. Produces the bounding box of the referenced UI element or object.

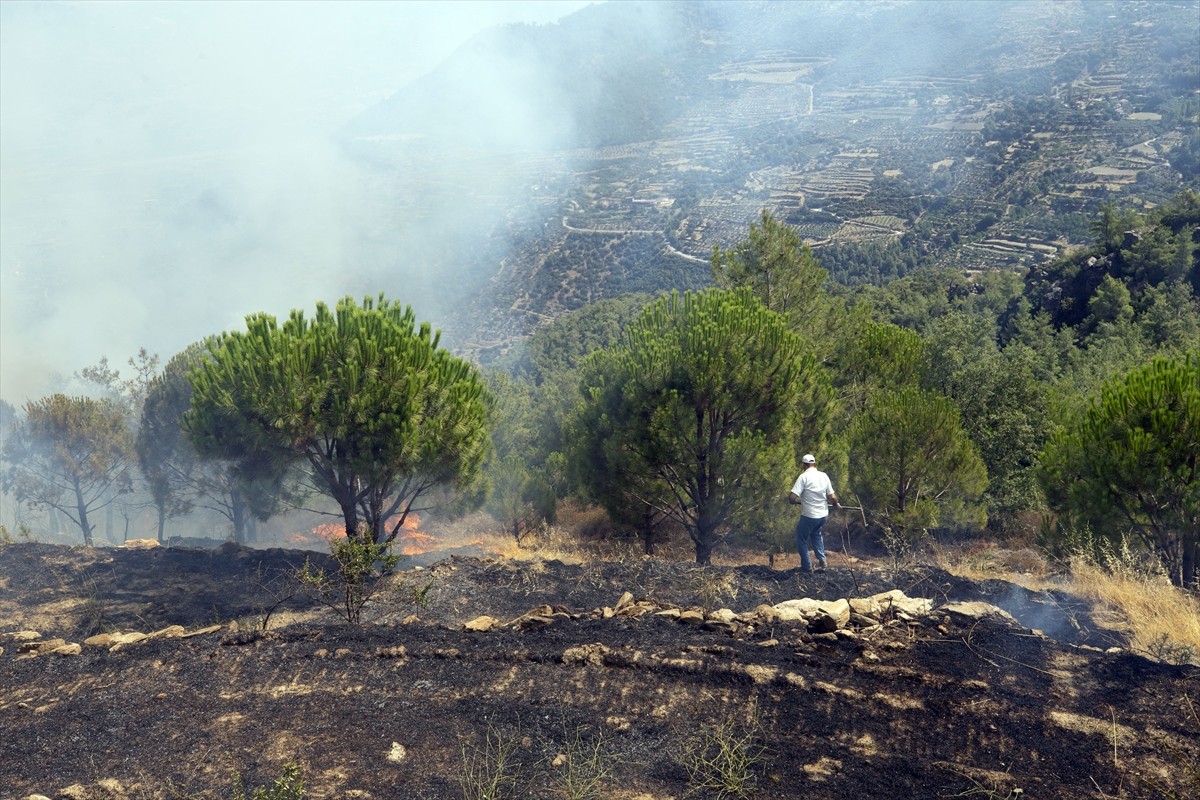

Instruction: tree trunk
[157,505,166,543]
[74,482,93,547]
[342,503,361,543]
[1183,534,1197,590]
[231,489,246,544]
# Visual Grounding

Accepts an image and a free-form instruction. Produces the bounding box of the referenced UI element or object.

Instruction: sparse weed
[940,767,1024,799]
[459,722,523,800]
[678,702,769,800]
[880,524,927,571]
[0,523,33,545]
[549,724,614,800]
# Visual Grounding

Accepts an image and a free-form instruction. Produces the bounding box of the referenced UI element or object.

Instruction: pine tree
[184,295,491,545]
[572,288,832,564]
[1039,353,1199,587]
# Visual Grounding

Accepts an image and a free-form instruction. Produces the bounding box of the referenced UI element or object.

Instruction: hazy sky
[0,0,592,405]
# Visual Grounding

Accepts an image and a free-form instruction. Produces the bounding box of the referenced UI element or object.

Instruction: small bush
[550,724,614,800]
[297,534,426,625]
[678,703,769,799]
[459,722,523,800]
[230,762,306,800]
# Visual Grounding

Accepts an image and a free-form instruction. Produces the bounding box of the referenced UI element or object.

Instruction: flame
[284,513,441,555]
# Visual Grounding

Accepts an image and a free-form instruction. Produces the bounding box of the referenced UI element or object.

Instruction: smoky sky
[0,0,591,406]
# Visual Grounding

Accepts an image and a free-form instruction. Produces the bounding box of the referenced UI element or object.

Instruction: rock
[180,624,223,638]
[18,638,67,655]
[57,787,90,800]
[654,608,682,619]
[50,643,81,656]
[774,598,851,629]
[375,646,407,659]
[122,538,160,549]
[551,753,567,768]
[677,609,706,624]
[613,591,635,611]
[939,601,1020,626]
[25,795,53,800]
[562,643,611,666]
[849,612,881,628]
[868,590,933,617]
[96,779,125,795]
[616,601,656,618]
[12,630,42,641]
[807,613,841,634]
[463,616,499,632]
[148,625,186,639]
[514,614,555,630]
[107,632,149,651]
[707,608,737,624]
[386,742,407,763]
[758,639,780,647]
[742,603,780,624]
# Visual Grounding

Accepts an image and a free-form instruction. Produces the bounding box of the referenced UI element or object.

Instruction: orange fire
[284,513,441,555]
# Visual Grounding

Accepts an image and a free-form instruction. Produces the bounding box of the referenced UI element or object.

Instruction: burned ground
[1,543,1196,799]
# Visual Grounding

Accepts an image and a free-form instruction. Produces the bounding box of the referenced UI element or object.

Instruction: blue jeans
[795,515,828,570]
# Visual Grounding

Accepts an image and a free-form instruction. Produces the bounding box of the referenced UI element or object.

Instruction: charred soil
[1,542,1196,799]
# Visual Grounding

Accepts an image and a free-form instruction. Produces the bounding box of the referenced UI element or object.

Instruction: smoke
[0,0,591,405]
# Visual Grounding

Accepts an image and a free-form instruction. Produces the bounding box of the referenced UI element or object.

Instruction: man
[788,453,841,572]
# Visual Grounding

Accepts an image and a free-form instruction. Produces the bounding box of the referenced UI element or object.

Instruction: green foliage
[230,762,306,800]
[1,394,135,546]
[572,288,832,564]
[1038,353,1199,587]
[185,295,491,545]
[296,535,417,625]
[848,386,988,536]
[712,209,846,361]
[1023,191,1200,334]
[712,209,828,321]
[138,345,201,540]
[831,317,925,416]
[921,313,1052,519]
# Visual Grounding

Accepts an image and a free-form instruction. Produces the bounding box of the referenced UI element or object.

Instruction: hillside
[337,0,1200,358]
[2,542,1196,799]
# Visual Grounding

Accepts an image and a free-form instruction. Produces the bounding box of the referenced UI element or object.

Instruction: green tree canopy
[848,386,988,535]
[1038,353,1199,587]
[921,312,1052,520]
[1,394,135,545]
[572,288,832,564]
[184,295,491,545]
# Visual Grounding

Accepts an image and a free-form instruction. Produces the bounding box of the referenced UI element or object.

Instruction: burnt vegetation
[1,1,1199,797]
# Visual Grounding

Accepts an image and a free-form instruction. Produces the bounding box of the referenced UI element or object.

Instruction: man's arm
[788,491,801,505]
[826,489,842,509]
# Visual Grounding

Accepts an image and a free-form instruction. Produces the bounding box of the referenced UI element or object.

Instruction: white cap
[802,454,816,464]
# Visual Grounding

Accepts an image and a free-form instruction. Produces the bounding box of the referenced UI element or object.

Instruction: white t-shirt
[791,467,835,518]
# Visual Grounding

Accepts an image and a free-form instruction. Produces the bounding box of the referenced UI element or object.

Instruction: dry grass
[1066,557,1200,663]
[933,540,1057,589]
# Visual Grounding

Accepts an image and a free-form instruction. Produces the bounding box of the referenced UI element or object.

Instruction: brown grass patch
[1066,558,1200,662]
